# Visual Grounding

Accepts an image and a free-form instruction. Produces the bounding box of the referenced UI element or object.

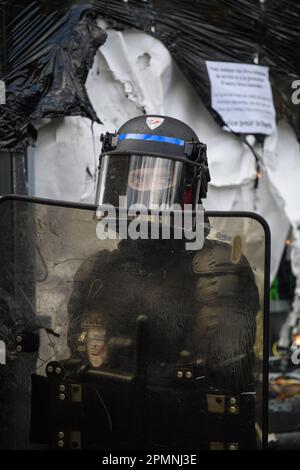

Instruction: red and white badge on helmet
[146,117,165,130]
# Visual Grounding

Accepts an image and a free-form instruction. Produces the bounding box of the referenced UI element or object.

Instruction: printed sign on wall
[206,61,276,135]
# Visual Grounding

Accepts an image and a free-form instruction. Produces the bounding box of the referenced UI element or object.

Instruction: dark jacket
[68,236,260,391]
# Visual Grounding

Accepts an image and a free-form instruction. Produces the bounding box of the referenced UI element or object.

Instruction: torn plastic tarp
[0,0,300,152]
[92,0,300,138]
[0,1,106,151]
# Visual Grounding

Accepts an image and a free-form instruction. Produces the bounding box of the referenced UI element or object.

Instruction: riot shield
[0,196,270,450]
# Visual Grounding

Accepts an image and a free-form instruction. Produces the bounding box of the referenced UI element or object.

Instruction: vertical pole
[0,2,33,450]
[0,1,29,196]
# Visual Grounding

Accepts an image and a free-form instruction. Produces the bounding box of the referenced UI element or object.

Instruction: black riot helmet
[95,115,210,210]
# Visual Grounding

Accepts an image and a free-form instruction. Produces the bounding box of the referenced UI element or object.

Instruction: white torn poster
[206,61,276,135]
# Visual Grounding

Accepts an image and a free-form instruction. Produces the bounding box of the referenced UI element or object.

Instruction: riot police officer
[64,115,260,450]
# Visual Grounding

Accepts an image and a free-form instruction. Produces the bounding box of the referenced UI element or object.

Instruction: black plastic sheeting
[0,0,299,151]
[0,1,107,151]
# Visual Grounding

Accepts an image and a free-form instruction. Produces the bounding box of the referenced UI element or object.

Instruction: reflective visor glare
[96,155,184,209]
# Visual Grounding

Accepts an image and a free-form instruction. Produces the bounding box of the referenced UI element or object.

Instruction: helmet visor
[96,154,185,209]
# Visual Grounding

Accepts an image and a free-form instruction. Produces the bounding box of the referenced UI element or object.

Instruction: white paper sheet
[206,61,276,135]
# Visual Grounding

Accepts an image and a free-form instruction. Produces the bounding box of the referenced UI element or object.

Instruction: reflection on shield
[0,196,270,450]
[87,328,107,368]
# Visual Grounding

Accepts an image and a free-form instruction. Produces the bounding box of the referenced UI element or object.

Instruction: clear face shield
[95,154,189,210]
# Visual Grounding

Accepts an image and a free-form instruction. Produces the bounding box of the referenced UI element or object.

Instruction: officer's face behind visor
[96,154,185,209]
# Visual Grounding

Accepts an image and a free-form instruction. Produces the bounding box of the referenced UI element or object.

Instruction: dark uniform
[65,235,260,449]
[69,237,259,386]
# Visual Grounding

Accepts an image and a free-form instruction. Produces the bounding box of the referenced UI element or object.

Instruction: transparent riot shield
[0,196,270,450]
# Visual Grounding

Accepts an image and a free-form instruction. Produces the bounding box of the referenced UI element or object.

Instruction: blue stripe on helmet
[118,133,185,147]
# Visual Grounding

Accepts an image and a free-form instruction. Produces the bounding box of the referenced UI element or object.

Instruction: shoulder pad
[192,238,252,275]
